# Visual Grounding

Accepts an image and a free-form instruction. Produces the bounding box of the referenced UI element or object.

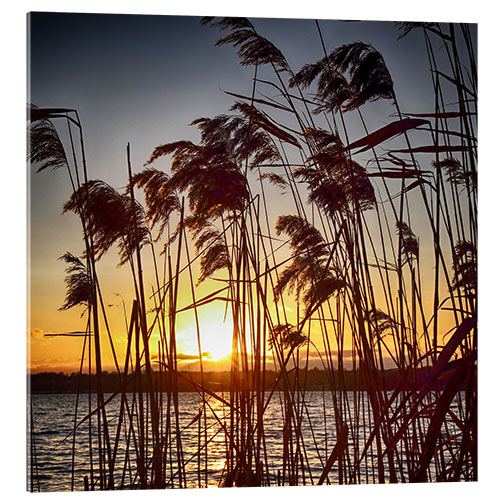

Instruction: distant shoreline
[28,367,463,394]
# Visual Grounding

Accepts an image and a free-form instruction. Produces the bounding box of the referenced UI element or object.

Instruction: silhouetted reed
[28,16,476,490]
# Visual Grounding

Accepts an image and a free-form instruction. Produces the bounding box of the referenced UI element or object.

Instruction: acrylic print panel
[27,10,477,492]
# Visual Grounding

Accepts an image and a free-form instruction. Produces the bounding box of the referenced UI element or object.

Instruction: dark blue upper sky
[29,13,453,180]
[28,12,465,214]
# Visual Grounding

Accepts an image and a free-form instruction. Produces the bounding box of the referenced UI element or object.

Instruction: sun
[201,321,234,362]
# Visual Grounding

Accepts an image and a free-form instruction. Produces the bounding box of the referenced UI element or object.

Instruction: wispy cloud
[29,327,44,337]
[151,352,211,361]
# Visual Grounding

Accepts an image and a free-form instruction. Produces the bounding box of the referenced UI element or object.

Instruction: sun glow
[201,321,234,361]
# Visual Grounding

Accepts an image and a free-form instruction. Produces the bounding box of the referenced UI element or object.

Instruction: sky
[26,10,479,374]
[2,1,499,499]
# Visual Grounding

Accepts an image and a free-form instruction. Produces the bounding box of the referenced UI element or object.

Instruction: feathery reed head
[58,252,92,315]
[64,180,150,265]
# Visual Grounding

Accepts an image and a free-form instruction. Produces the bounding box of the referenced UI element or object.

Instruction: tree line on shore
[29,367,465,393]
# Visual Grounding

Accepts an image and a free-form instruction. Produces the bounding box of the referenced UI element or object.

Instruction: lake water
[28,391,463,491]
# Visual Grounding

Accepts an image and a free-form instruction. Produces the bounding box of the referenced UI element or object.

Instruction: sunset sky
[27,11,476,373]
[2,1,498,497]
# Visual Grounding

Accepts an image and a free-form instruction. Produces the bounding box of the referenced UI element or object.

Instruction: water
[28,391,464,491]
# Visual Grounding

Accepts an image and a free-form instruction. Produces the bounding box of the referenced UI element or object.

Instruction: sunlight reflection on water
[28,391,464,491]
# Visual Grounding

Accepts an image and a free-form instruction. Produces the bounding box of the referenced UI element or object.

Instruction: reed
[28,16,476,490]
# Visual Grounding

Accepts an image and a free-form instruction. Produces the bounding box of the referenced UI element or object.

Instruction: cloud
[151,352,211,362]
[177,352,210,361]
[29,328,44,337]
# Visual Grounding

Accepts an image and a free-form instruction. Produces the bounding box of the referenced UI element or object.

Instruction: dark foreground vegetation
[28,17,476,490]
